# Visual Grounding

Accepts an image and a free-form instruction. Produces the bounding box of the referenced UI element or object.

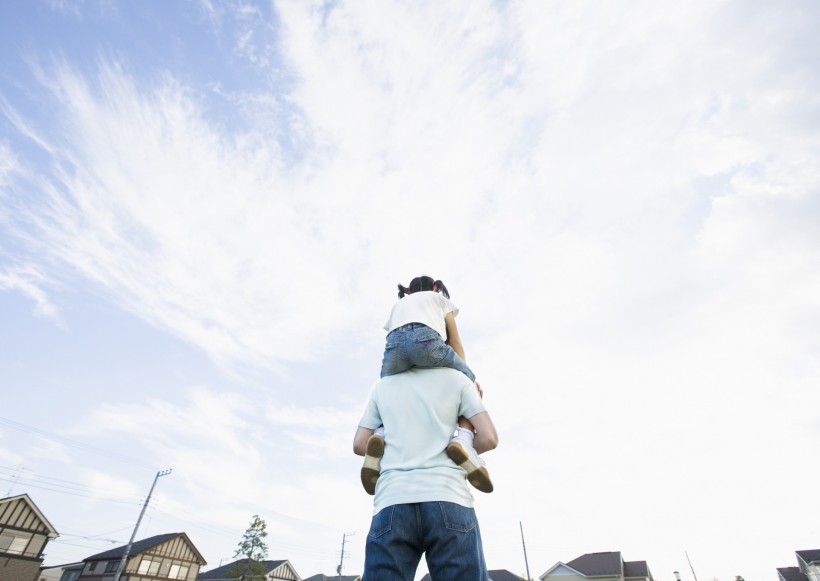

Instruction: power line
[0,475,142,506]
[0,415,153,468]
[0,465,145,502]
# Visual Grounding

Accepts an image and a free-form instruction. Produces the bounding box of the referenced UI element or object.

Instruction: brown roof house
[486,571,528,581]
[540,551,655,581]
[77,532,206,580]
[38,561,84,581]
[421,570,524,581]
[777,549,820,581]
[1,493,59,581]
[197,559,301,580]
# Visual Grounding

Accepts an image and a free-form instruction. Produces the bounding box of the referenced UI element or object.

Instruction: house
[777,550,820,581]
[198,558,301,580]
[0,493,59,581]
[37,561,83,581]
[302,575,360,581]
[540,551,655,581]
[420,569,524,580]
[77,532,206,580]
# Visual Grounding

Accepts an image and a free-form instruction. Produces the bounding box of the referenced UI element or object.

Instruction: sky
[1,0,819,580]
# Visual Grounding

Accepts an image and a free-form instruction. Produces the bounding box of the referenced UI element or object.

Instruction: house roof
[0,493,59,537]
[39,562,85,572]
[624,560,654,581]
[302,575,360,581]
[489,569,525,581]
[84,532,205,564]
[797,551,820,566]
[566,552,624,577]
[421,571,521,581]
[778,567,808,581]
[198,559,290,579]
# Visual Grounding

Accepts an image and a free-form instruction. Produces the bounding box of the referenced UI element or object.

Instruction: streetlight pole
[112,469,172,581]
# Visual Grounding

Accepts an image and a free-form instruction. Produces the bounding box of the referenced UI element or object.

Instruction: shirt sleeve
[358,386,383,429]
[440,294,459,318]
[458,378,487,420]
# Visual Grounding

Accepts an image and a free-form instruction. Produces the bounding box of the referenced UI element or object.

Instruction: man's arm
[353,426,375,456]
[467,411,498,455]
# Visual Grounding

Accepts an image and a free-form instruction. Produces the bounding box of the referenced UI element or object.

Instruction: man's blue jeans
[380,323,476,382]
[363,502,489,581]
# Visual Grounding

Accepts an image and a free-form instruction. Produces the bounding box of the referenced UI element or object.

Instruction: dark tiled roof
[489,570,525,581]
[198,559,286,579]
[566,552,623,576]
[624,560,652,579]
[797,551,820,566]
[303,575,360,581]
[778,567,808,581]
[85,533,181,561]
[422,569,522,581]
[422,569,523,581]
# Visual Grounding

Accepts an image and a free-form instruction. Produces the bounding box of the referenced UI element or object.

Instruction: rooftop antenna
[685,551,699,581]
[520,521,532,580]
[112,469,172,581]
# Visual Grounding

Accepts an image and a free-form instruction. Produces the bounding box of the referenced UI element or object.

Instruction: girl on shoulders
[360,275,492,495]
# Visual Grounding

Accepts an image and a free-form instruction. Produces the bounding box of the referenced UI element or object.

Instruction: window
[169,564,190,579]
[0,532,30,555]
[138,558,161,575]
[105,561,120,573]
[89,562,97,572]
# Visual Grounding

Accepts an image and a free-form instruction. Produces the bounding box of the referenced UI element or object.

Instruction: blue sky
[2,1,819,579]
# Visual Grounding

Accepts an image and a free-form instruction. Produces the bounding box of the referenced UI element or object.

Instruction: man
[353,367,499,581]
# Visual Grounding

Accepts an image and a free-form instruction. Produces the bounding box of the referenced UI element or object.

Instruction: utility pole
[112,469,172,581]
[336,531,354,580]
[685,552,699,581]
[520,521,531,580]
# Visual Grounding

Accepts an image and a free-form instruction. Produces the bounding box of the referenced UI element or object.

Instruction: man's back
[360,367,486,512]
[355,366,497,581]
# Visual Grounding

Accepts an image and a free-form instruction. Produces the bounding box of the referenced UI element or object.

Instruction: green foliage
[228,515,269,579]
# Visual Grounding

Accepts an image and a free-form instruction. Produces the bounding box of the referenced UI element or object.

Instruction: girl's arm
[444,311,467,361]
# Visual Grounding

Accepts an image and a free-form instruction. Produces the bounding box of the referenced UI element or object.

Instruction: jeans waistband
[387,322,431,337]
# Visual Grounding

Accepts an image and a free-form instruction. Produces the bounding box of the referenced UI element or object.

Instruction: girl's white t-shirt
[383,291,459,340]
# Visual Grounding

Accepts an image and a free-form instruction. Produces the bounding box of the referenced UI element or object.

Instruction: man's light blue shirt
[358,367,487,514]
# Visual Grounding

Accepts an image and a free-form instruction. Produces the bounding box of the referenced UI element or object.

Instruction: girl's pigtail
[434,280,451,299]
[397,284,409,298]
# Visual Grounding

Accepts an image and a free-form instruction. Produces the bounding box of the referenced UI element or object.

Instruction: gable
[545,563,587,577]
[797,551,820,569]
[85,532,206,566]
[199,558,300,580]
[0,494,58,537]
[142,533,207,565]
[269,560,300,580]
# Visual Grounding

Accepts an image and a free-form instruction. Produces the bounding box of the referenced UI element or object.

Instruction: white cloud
[2,1,819,578]
[67,385,372,574]
[0,264,60,319]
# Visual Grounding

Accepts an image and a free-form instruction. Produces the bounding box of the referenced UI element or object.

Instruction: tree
[229,515,269,580]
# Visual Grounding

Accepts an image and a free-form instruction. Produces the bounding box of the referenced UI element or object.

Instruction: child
[360,275,493,495]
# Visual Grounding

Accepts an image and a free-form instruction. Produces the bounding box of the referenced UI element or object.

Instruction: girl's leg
[407,327,476,381]
[380,327,413,378]
[361,426,386,495]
